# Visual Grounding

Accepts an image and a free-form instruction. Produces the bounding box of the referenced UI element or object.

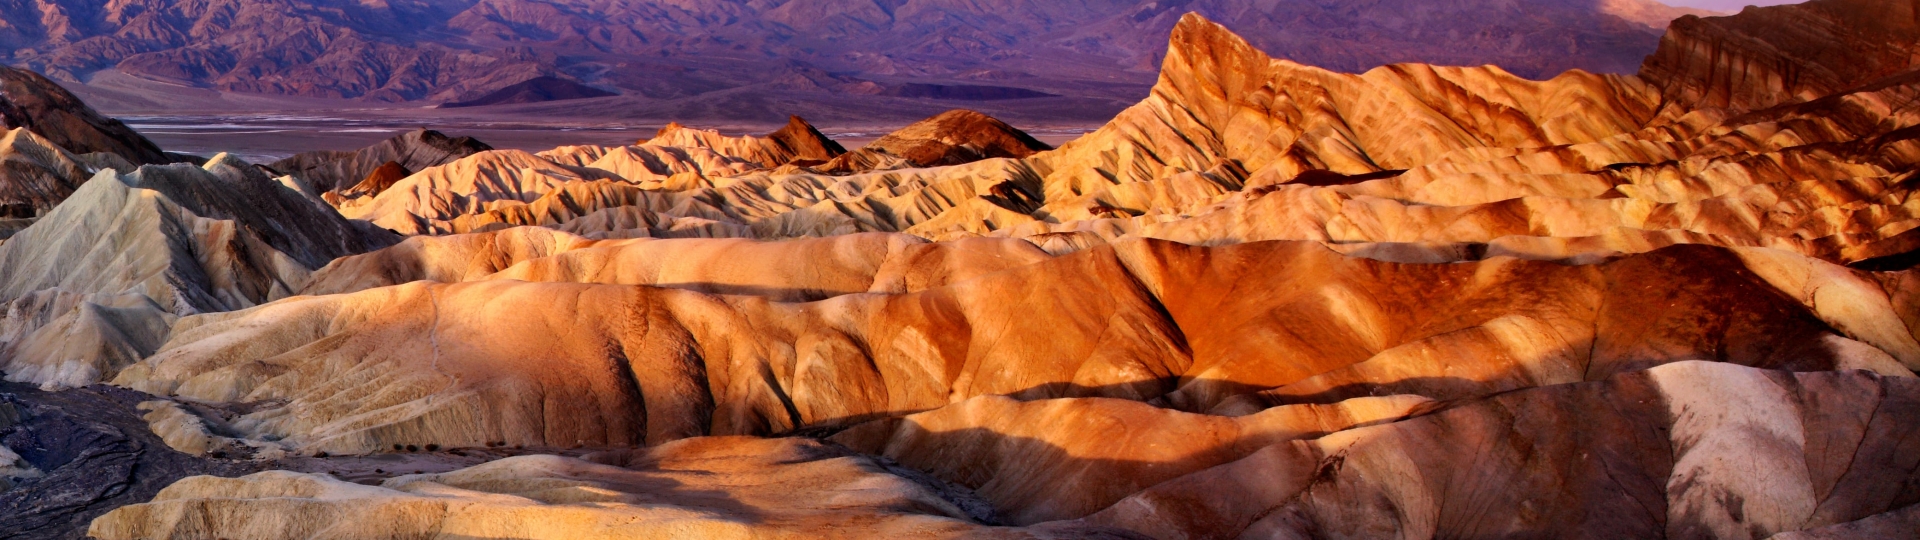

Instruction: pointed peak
[654,122,691,140]
[1165,11,1265,68]
[766,115,846,160]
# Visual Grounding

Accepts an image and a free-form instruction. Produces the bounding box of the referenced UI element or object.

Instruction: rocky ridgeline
[0,0,1709,122]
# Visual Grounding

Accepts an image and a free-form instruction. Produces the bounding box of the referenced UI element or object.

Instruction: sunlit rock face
[0,0,1914,538]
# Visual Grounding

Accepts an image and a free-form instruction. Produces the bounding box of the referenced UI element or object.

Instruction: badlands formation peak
[814,109,1056,174]
[1,0,1920,539]
[1,0,1715,124]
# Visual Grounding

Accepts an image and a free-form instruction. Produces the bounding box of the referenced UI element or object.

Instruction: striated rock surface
[270,129,494,193]
[1640,0,1920,114]
[817,110,1054,174]
[0,127,94,222]
[83,361,1920,538]
[643,115,846,170]
[301,229,1048,301]
[0,290,171,390]
[0,155,397,388]
[105,240,1917,455]
[832,394,1435,524]
[1078,362,1920,539]
[0,66,167,164]
[38,2,1920,539]
[0,158,394,312]
[85,437,1090,540]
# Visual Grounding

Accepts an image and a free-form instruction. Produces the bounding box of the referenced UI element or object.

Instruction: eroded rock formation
[98,239,1915,458]
[0,66,168,165]
[814,110,1055,174]
[0,155,397,389]
[1640,0,1920,113]
[1078,362,1920,539]
[86,437,1057,540]
[0,1,1916,539]
[270,129,494,193]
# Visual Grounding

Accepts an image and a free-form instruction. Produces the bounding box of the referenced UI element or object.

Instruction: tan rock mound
[643,115,845,169]
[302,228,1050,300]
[336,149,626,235]
[0,290,171,389]
[1078,361,1920,539]
[0,157,395,313]
[0,155,398,388]
[88,437,1120,540]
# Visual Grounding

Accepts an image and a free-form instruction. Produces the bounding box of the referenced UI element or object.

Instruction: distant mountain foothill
[0,0,1711,122]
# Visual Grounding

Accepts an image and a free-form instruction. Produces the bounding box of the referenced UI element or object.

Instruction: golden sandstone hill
[0,0,1915,538]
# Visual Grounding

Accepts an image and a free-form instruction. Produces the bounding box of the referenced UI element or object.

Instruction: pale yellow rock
[87,437,1069,540]
[0,290,171,389]
[304,228,1051,301]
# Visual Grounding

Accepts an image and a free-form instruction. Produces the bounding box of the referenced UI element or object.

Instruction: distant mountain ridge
[0,0,1710,121]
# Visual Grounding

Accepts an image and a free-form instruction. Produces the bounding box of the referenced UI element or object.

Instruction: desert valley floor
[0,0,1918,538]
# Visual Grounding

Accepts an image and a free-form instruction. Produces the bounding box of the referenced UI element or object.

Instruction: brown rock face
[0,66,167,164]
[439,76,617,108]
[269,129,492,193]
[831,394,1435,525]
[642,116,846,170]
[0,128,94,220]
[765,115,848,164]
[817,110,1055,174]
[1640,0,1920,113]
[339,161,411,201]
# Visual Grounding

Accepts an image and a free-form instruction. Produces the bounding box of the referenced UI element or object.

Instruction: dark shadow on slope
[0,382,261,540]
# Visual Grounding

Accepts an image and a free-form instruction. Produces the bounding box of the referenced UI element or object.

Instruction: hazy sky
[1660,0,1805,11]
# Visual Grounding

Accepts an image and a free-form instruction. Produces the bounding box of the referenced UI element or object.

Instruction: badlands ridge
[0,0,1916,538]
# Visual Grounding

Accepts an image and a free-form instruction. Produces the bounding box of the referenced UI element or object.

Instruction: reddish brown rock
[1640,0,1920,114]
[270,129,492,193]
[816,110,1054,174]
[0,66,167,164]
[0,128,94,220]
[338,161,410,200]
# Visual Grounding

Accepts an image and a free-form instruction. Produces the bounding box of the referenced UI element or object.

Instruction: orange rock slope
[62,0,1920,538]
